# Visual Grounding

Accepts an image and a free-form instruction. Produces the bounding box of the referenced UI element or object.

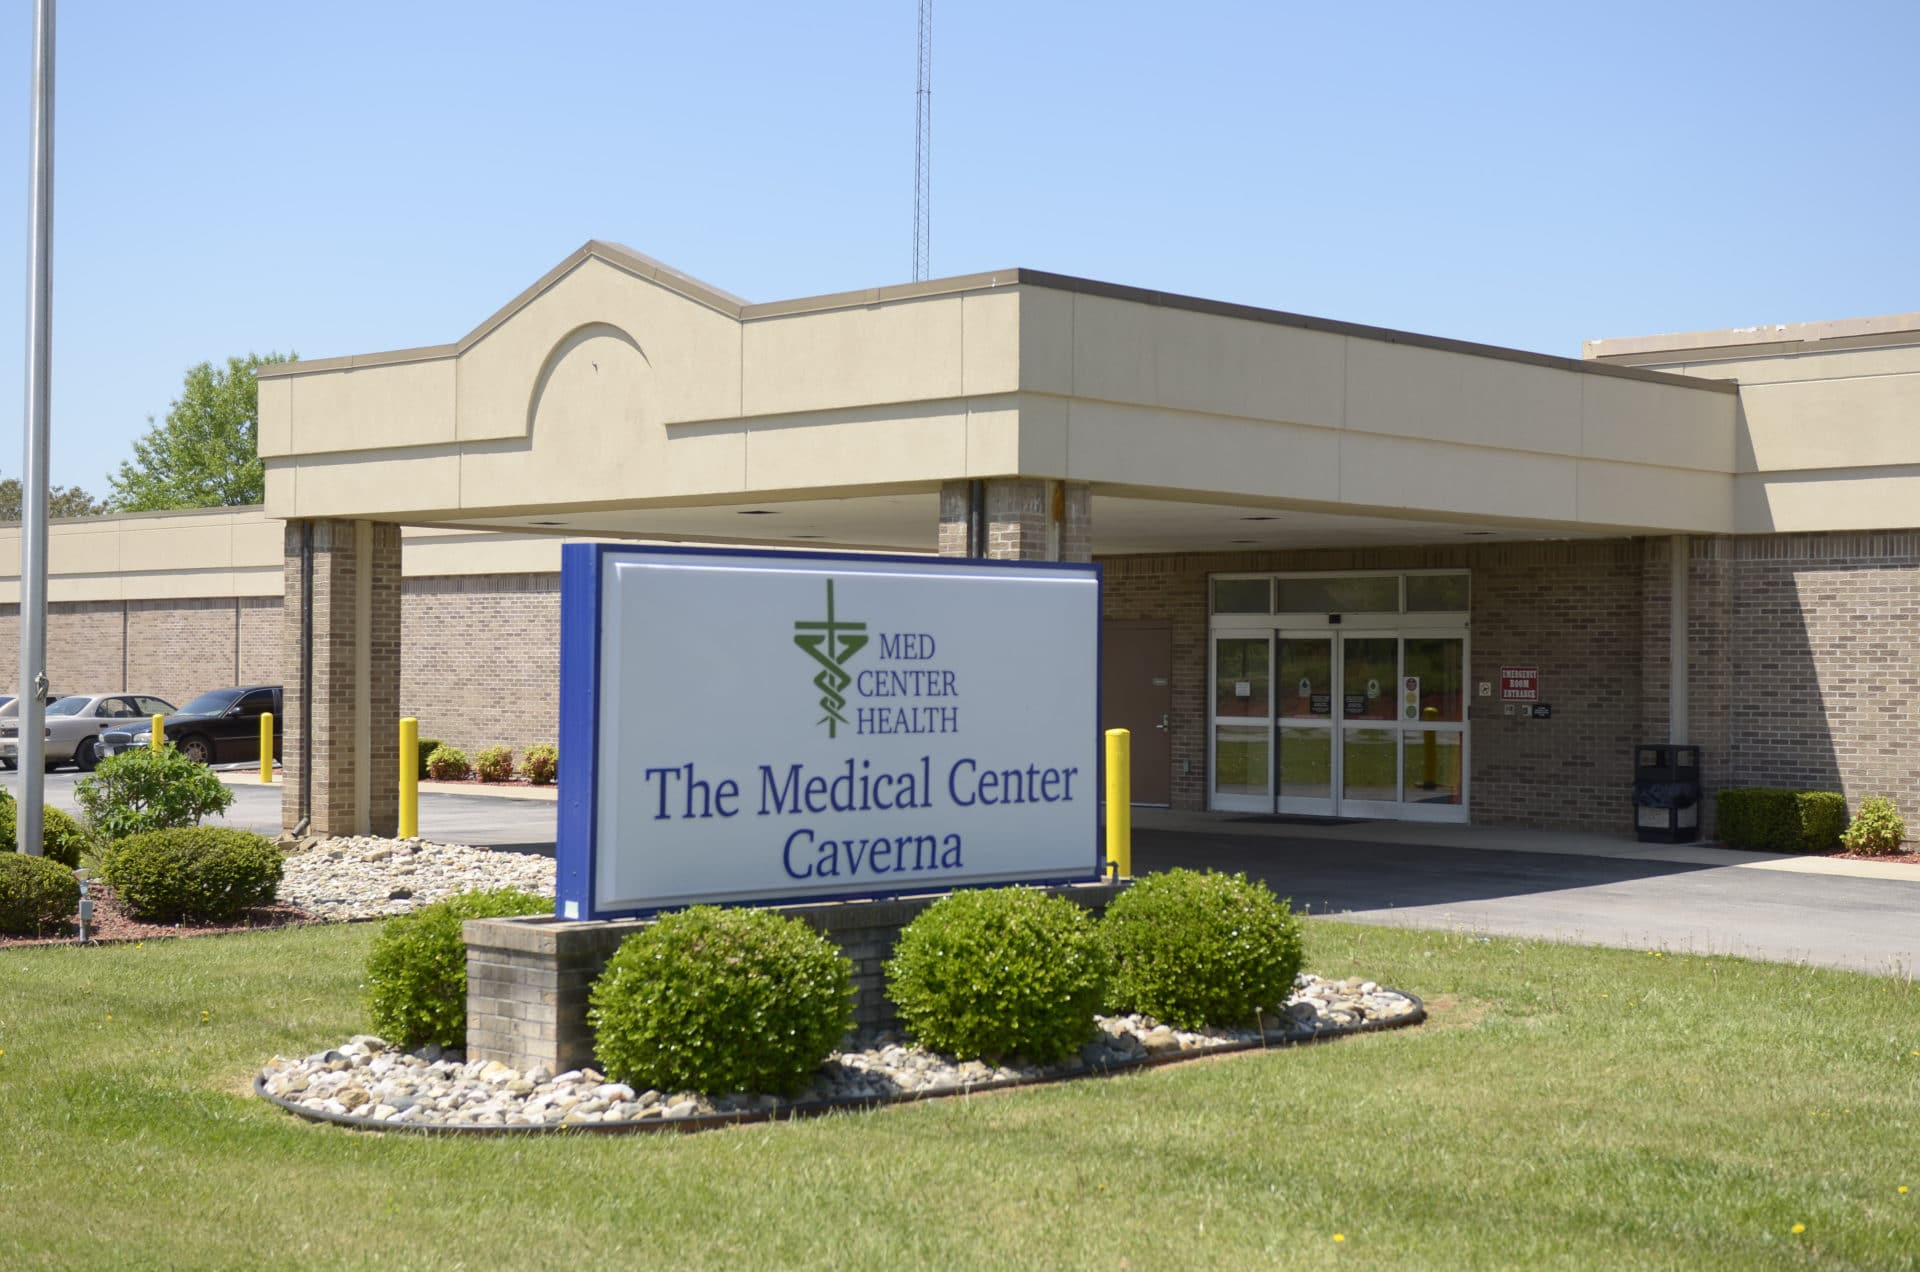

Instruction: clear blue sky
[0,1,1915,492]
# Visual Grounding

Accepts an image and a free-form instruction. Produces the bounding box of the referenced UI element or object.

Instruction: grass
[2,922,1918,1268]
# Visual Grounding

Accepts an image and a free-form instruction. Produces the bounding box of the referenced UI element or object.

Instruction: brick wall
[401,574,561,755]
[0,597,269,709]
[1101,540,1651,831]
[1720,533,1920,813]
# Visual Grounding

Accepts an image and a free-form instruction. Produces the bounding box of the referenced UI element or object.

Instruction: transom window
[1210,571,1469,616]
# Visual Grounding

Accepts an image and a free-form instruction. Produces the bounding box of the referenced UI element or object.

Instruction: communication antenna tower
[913,0,932,281]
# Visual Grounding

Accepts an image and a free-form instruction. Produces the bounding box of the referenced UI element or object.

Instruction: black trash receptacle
[1632,744,1701,843]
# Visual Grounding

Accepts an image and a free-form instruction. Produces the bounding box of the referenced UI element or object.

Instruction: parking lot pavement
[0,770,557,854]
[1136,824,1920,976]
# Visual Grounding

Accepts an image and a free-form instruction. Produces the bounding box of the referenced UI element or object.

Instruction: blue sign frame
[555,542,1104,921]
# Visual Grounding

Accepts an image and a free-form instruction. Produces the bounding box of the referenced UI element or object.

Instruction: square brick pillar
[937,479,1091,562]
[282,519,402,837]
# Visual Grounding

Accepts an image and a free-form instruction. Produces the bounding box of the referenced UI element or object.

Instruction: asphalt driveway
[1136,823,1920,976]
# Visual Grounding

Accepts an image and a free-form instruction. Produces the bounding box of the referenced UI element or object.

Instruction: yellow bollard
[260,713,274,782]
[1421,705,1439,790]
[399,717,419,840]
[1104,728,1132,880]
[149,714,164,753]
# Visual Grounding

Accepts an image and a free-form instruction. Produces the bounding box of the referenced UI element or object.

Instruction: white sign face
[556,546,1102,917]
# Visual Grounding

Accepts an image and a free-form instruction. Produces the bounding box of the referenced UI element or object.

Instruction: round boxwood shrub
[101,827,283,923]
[520,743,558,786]
[0,791,94,868]
[365,888,552,1049]
[425,745,471,781]
[1099,869,1305,1031]
[590,906,853,1096]
[884,887,1109,1064]
[0,851,78,935]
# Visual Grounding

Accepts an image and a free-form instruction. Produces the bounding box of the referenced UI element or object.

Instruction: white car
[0,693,175,772]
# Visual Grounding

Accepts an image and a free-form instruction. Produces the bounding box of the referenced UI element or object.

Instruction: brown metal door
[1101,622,1172,805]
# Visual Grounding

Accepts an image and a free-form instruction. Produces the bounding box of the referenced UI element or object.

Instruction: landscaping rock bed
[256,974,1423,1133]
[277,837,556,921]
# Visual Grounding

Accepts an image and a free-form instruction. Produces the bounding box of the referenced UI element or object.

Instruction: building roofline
[1585,311,1920,364]
[259,243,1736,395]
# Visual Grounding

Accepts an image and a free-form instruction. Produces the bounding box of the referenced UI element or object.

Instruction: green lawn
[3,921,1918,1268]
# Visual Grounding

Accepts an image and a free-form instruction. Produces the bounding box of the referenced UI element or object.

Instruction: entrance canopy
[258,241,1743,554]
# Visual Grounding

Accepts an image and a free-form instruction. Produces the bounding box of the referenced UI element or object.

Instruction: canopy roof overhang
[259,241,1759,553]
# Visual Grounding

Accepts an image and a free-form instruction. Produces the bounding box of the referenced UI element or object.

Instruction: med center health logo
[793,579,868,737]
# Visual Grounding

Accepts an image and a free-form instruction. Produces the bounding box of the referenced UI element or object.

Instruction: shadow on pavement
[1133,827,1723,915]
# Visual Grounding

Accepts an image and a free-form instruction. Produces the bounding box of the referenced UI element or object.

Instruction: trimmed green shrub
[365,888,552,1049]
[74,746,235,841]
[0,792,95,868]
[101,827,282,923]
[1841,796,1907,856]
[1715,788,1849,853]
[1796,792,1850,852]
[1098,869,1305,1030]
[474,746,514,783]
[521,743,558,786]
[590,906,852,1096]
[885,887,1109,1064]
[425,745,471,781]
[0,852,78,935]
[416,737,443,781]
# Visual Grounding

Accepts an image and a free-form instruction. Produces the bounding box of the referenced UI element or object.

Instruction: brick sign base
[464,881,1127,1073]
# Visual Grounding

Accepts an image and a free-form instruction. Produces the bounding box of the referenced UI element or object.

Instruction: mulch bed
[420,776,554,791]
[0,881,318,949]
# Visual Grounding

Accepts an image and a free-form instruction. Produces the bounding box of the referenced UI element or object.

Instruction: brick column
[936,479,1091,562]
[282,519,402,837]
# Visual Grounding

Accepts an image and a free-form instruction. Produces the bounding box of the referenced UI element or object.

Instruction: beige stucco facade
[1586,314,1920,534]
[0,511,569,605]
[256,242,1758,550]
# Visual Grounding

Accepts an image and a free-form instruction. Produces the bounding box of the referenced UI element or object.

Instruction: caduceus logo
[793,579,868,737]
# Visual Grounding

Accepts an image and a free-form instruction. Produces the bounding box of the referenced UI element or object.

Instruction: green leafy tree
[0,477,108,522]
[109,352,295,510]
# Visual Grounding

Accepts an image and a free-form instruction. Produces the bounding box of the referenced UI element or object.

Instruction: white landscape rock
[259,973,1421,1132]
[276,836,555,920]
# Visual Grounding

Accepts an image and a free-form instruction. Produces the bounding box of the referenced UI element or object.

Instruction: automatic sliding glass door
[1276,634,1335,815]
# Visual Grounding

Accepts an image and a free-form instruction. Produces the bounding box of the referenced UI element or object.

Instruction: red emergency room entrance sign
[1501,667,1539,701]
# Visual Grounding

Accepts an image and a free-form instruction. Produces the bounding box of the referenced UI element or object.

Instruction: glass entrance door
[1275,635,1335,815]
[1207,570,1470,822]
[1208,626,1470,821]
[1337,635,1400,810]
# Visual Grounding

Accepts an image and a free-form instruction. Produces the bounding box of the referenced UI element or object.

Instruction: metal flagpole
[18,0,56,856]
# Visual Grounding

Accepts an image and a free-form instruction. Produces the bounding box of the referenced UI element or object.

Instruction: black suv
[100,685,284,766]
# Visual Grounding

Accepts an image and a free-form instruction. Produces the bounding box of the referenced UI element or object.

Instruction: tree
[108,352,295,511]
[0,477,108,523]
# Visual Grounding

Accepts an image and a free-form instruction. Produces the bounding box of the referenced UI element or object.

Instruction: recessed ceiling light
[736,509,778,515]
